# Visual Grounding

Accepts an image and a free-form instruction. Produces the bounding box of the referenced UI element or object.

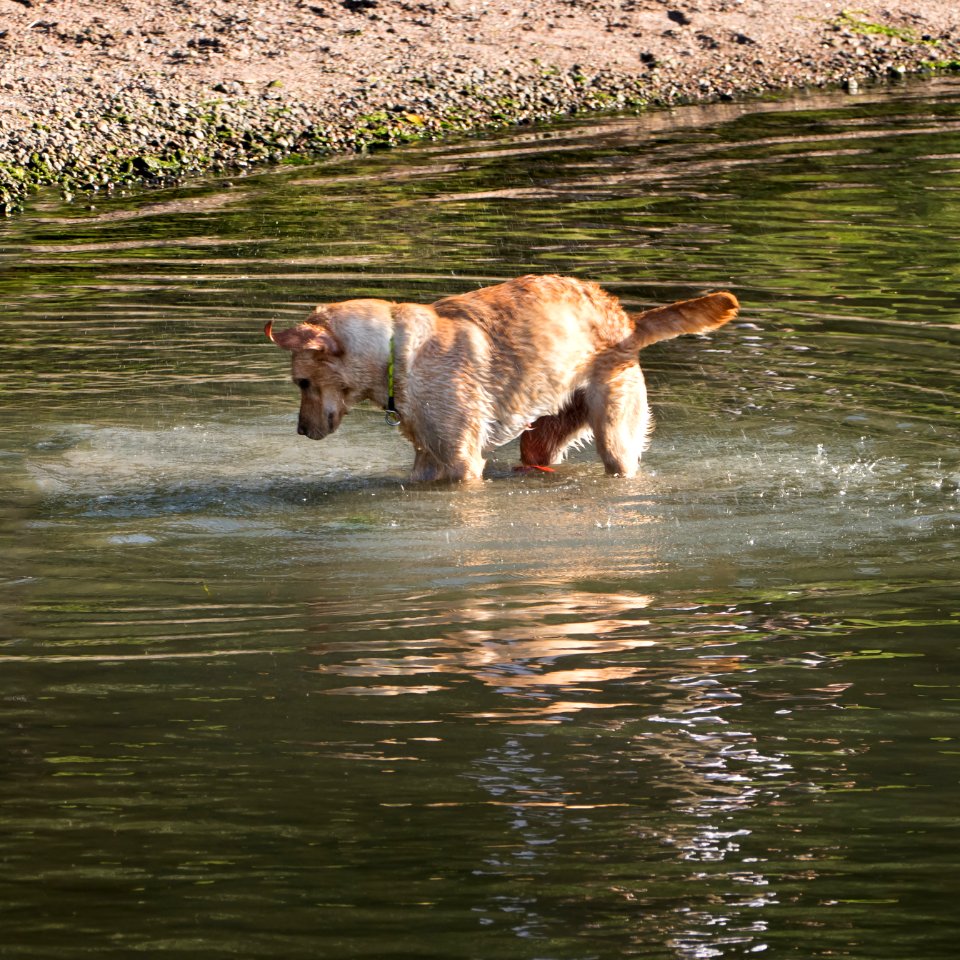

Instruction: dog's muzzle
[297,411,340,439]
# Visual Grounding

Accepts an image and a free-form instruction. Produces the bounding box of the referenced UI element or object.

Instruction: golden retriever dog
[265,275,739,482]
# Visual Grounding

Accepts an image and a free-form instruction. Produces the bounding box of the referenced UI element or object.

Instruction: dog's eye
[297,379,310,391]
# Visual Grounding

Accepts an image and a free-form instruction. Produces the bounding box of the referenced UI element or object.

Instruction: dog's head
[265,300,393,440]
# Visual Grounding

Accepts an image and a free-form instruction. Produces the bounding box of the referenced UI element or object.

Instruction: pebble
[1,4,959,215]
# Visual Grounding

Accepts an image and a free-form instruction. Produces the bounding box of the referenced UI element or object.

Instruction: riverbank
[2,0,959,214]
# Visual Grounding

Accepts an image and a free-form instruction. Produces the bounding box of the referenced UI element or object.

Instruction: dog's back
[431,275,632,349]
[431,274,737,355]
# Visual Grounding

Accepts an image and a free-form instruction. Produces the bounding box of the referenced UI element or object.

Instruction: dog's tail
[627,291,739,350]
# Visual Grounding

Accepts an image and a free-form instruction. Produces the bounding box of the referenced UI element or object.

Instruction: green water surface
[1,79,959,959]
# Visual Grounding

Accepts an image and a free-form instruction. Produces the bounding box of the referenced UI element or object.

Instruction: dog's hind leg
[520,391,591,468]
[587,365,650,478]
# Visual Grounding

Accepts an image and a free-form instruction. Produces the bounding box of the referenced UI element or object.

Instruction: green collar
[384,336,400,425]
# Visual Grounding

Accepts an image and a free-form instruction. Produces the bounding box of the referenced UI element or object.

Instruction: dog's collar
[384,335,401,426]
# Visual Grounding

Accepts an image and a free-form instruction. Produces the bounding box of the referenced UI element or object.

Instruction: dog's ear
[264,321,343,356]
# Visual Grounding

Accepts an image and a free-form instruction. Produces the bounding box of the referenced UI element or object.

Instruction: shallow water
[1,78,959,958]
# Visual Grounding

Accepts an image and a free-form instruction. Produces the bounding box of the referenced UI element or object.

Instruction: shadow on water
[1,78,960,959]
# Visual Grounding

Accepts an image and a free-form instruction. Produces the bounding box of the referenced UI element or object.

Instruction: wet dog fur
[265,274,739,482]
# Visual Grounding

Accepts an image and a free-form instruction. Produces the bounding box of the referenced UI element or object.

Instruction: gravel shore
[2,0,959,214]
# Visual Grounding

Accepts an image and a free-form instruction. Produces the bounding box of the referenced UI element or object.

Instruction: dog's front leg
[410,447,443,483]
[409,447,484,483]
[439,454,485,483]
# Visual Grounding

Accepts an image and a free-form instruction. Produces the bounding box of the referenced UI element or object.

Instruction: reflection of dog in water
[266,274,739,482]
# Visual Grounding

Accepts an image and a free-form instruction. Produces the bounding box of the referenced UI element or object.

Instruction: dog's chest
[482,412,539,451]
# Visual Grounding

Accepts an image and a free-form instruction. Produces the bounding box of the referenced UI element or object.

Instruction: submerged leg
[411,448,443,483]
[411,444,485,483]
[440,455,486,483]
